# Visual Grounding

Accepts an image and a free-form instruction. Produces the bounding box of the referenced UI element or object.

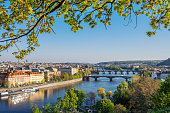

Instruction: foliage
[1,0,169,59]
[11,84,14,87]
[86,91,97,106]
[152,76,170,109]
[62,88,86,111]
[15,82,18,87]
[147,107,170,113]
[95,99,114,113]
[113,104,127,113]
[106,91,113,99]
[24,82,27,86]
[74,89,86,107]
[32,81,35,84]
[97,88,106,99]
[31,88,85,112]
[62,88,78,111]
[31,104,42,113]
[4,81,10,87]
[113,81,131,106]
[41,79,45,83]
[54,75,62,82]
[128,77,160,113]
[61,72,69,81]
[139,71,153,77]
[157,58,170,66]
[113,76,161,112]
[69,74,73,80]
[82,70,91,76]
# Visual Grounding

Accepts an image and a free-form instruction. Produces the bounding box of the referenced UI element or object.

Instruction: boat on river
[0,88,39,97]
[23,88,39,92]
[0,92,8,96]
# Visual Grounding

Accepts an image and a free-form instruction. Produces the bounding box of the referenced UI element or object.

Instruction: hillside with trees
[157,58,170,66]
[97,60,163,65]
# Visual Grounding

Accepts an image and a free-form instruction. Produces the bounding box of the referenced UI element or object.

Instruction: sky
[0,10,170,63]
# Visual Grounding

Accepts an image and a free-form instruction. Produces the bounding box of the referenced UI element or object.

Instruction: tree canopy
[0,0,170,59]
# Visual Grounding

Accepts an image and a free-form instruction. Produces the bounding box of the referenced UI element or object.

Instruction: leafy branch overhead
[0,0,169,59]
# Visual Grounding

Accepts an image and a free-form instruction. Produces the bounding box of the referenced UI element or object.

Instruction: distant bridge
[83,75,132,82]
[91,70,139,74]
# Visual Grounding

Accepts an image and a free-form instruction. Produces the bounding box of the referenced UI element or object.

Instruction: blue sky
[1,12,170,63]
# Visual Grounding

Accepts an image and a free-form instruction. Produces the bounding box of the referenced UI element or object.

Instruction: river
[0,71,136,113]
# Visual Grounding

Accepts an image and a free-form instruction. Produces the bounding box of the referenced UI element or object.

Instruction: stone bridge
[91,70,139,74]
[83,75,132,82]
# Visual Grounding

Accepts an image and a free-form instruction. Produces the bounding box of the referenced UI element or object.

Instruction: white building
[59,67,78,75]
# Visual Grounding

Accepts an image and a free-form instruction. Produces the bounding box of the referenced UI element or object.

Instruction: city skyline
[1,13,170,63]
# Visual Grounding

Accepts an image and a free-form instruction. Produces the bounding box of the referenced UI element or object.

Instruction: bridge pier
[83,77,85,81]
[87,77,90,81]
[110,77,112,82]
[125,78,128,82]
[121,71,124,75]
[115,71,117,74]
[108,71,112,74]
[95,77,98,81]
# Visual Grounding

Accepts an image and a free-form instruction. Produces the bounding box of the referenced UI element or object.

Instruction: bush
[11,84,14,87]
[152,76,170,109]
[95,99,114,113]
[147,107,170,113]
[15,83,18,87]
[41,79,45,83]
[4,81,10,87]
[32,82,35,84]
[113,104,127,113]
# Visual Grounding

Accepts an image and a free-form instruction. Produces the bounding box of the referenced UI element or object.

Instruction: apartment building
[59,67,78,75]
[0,71,30,86]
[44,67,61,82]
[0,71,44,87]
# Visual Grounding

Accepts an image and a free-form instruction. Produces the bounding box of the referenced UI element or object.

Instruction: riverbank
[0,78,82,92]
[37,78,82,90]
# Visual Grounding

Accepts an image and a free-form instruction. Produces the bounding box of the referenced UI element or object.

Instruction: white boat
[0,92,8,96]
[24,88,39,92]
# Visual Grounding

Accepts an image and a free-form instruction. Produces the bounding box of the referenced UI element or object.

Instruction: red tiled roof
[28,72,41,74]
[7,71,29,78]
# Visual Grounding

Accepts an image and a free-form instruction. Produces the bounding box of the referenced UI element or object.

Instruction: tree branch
[0,0,65,43]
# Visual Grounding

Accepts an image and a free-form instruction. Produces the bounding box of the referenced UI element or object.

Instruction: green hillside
[157,58,170,66]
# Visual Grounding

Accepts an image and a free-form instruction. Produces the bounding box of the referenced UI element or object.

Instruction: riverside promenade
[37,78,82,90]
[0,78,82,92]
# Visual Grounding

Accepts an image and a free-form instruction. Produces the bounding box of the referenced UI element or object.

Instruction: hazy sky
[1,12,170,63]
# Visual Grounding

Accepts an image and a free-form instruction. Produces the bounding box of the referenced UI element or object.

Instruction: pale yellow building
[0,71,44,87]
[59,67,78,75]
[27,72,44,83]
[0,71,30,86]
[44,68,61,82]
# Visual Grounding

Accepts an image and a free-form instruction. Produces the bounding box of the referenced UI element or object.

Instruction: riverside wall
[36,78,82,90]
[0,78,82,92]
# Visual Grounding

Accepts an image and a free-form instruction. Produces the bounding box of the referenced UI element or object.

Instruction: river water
[0,71,136,113]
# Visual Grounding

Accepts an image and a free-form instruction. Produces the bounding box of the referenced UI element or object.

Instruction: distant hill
[157,58,170,66]
[97,60,163,65]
